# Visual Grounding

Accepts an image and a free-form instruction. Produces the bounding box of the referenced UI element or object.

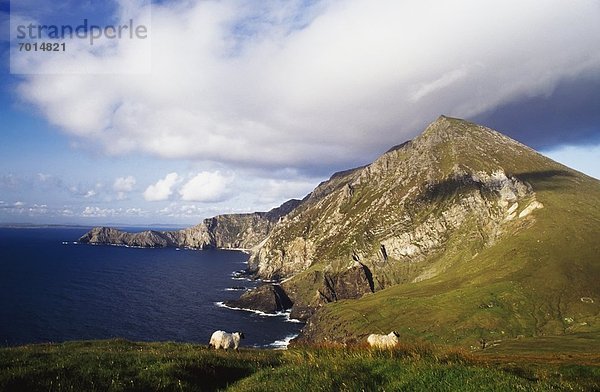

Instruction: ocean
[0,227,302,348]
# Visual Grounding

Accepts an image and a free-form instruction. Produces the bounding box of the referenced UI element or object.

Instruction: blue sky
[1,0,599,225]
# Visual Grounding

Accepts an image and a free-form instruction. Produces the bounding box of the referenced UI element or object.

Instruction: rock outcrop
[224,284,293,313]
[319,262,374,302]
[247,117,549,283]
[78,199,302,250]
[236,116,557,319]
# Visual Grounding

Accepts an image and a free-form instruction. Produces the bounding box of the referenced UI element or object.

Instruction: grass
[295,163,600,346]
[1,339,599,391]
[269,118,600,348]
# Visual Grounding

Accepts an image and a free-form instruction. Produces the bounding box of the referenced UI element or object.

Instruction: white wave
[224,287,248,292]
[256,279,278,283]
[214,302,294,318]
[268,334,299,350]
[92,243,148,249]
[230,271,254,282]
[214,301,303,323]
[284,314,303,324]
[227,248,251,254]
[231,276,252,281]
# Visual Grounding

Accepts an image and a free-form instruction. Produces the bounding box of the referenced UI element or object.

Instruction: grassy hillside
[301,164,600,345]
[0,339,598,391]
[243,116,600,345]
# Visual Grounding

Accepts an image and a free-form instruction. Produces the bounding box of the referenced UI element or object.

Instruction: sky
[0,0,599,226]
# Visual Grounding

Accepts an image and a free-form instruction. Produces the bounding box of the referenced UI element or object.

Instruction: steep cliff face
[248,117,545,297]
[78,227,183,247]
[244,116,600,345]
[78,199,302,249]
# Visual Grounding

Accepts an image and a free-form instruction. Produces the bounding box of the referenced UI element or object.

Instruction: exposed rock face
[78,199,302,249]
[273,262,376,320]
[319,262,374,302]
[224,284,293,313]
[79,226,194,247]
[242,116,564,320]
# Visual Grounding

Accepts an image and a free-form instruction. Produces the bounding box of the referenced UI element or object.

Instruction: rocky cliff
[78,199,302,250]
[240,116,600,346]
[244,117,543,314]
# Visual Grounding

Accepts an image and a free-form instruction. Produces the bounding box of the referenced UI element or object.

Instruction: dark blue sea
[0,227,302,348]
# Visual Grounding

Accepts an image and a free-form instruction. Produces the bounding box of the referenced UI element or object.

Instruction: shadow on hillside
[514,170,575,190]
[416,170,575,203]
[416,175,488,204]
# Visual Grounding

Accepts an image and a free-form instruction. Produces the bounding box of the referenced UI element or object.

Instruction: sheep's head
[236,332,245,339]
[391,331,400,337]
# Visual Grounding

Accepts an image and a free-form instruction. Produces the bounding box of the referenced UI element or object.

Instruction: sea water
[0,227,302,348]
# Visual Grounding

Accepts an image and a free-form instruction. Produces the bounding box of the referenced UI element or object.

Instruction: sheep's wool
[209,330,243,350]
[367,332,399,349]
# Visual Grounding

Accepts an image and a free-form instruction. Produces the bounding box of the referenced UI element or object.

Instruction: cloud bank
[15,0,600,173]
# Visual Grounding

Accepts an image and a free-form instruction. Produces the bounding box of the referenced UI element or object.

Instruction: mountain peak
[398,115,556,178]
[245,116,600,345]
[422,115,483,139]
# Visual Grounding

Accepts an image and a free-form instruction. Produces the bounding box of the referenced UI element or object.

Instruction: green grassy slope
[1,340,598,391]
[299,150,600,346]
[266,116,600,346]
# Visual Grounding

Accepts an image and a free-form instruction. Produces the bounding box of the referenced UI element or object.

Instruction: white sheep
[208,330,245,351]
[367,331,400,349]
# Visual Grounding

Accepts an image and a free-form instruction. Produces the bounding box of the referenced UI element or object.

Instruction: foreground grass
[0,339,598,391]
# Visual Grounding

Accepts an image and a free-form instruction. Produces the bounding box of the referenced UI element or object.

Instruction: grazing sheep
[367,331,400,349]
[208,330,245,351]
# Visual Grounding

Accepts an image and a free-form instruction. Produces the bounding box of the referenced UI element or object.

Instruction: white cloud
[81,206,149,218]
[125,207,148,216]
[68,182,104,199]
[113,176,136,192]
[0,201,50,217]
[143,172,179,201]
[158,203,210,218]
[82,206,118,217]
[15,0,600,171]
[61,208,75,217]
[179,171,233,202]
[113,175,136,200]
[156,202,250,219]
[29,204,48,214]
[248,176,316,205]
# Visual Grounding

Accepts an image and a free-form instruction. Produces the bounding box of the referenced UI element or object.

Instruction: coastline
[214,301,303,324]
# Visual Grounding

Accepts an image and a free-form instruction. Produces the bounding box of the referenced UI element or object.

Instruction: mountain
[239,116,600,346]
[79,115,600,348]
[78,199,302,249]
